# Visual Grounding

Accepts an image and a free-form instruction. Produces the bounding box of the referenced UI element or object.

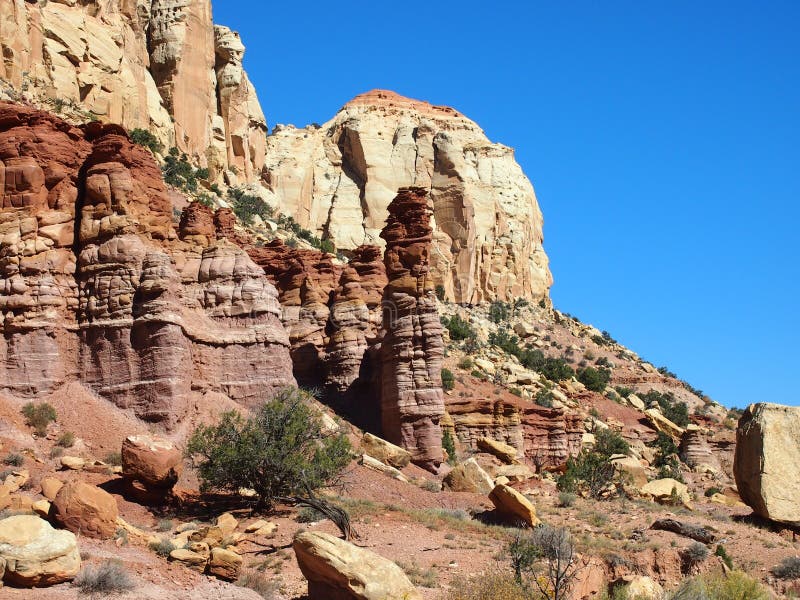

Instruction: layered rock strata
[262,89,552,303]
[0,103,293,423]
[0,0,266,182]
[379,187,444,471]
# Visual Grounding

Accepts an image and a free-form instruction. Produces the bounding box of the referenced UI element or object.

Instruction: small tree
[442,429,457,465]
[507,526,583,600]
[186,388,351,511]
[441,368,455,391]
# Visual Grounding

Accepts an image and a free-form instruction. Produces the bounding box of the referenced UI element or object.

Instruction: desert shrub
[49,447,64,459]
[615,386,634,398]
[74,560,135,594]
[458,357,474,369]
[488,301,510,323]
[577,366,611,392]
[148,538,175,557]
[56,431,75,448]
[535,388,554,408]
[445,570,527,600]
[162,149,203,191]
[714,544,733,570]
[683,541,709,568]
[420,479,441,493]
[21,402,57,436]
[104,451,122,466]
[237,570,283,599]
[228,188,275,225]
[441,368,455,391]
[773,556,800,579]
[507,526,581,600]
[639,390,690,427]
[558,492,577,507]
[398,561,438,587]
[3,453,23,467]
[187,387,352,510]
[435,284,446,301]
[129,128,163,154]
[704,486,722,497]
[669,571,770,600]
[649,431,684,482]
[444,315,477,341]
[296,506,326,523]
[156,519,174,532]
[442,429,457,465]
[593,429,630,458]
[557,429,628,499]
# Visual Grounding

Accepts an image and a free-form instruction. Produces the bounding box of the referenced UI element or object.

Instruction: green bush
[56,432,75,448]
[442,429,457,465]
[649,431,684,482]
[21,402,57,436]
[670,571,769,600]
[187,387,352,509]
[558,491,577,507]
[443,315,477,342]
[435,285,446,301]
[229,189,275,225]
[714,544,733,570]
[576,366,611,392]
[614,386,633,398]
[593,428,630,458]
[488,301,510,324]
[487,330,575,382]
[639,390,690,427]
[441,368,455,391]
[557,429,628,499]
[129,128,163,154]
[535,388,553,408]
[162,150,205,192]
[148,539,175,557]
[457,357,474,370]
[3,453,23,467]
[704,486,722,497]
[772,556,800,579]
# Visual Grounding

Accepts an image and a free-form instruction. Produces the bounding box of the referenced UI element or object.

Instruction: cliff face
[0,0,266,183]
[262,90,552,304]
[0,102,293,424]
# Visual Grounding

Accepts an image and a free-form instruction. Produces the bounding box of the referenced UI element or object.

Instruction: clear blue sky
[213,1,800,408]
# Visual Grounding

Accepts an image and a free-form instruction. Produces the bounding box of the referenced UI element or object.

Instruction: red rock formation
[519,404,585,470]
[444,396,525,455]
[379,187,445,471]
[0,102,294,423]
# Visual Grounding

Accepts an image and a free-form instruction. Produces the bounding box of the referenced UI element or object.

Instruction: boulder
[40,478,64,501]
[359,454,409,483]
[359,433,411,469]
[169,548,207,572]
[59,456,85,471]
[734,402,800,524]
[611,455,648,488]
[207,547,242,581]
[121,434,182,489]
[443,458,494,493]
[644,409,684,438]
[0,515,80,586]
[622,575,664,600]
[244,520,277,536]
[51,481,119,539]
[216,512,238,537]
[293,531,421,600]
[489,484,541,527]
[640,478,691,507]
[477,437,519,464]
[627,394,645,410]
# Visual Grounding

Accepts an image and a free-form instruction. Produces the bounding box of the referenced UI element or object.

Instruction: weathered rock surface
[262,90,552,303]
[489,483,541,527]
[293,531,421,600]
[443,458,494,493]
[734,402,800,524]
[0,515,80,586]
[51,481,118,539]
[360,433,411,469]
[379,187,444,471]
[0,103,294,421]
[0,0,265,182]
[121,434,182,490]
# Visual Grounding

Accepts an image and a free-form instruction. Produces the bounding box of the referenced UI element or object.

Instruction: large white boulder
[0,515,80,586]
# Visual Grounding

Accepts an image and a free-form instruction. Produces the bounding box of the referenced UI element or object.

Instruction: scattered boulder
[621,575,664,600]
[293,531,421,600]
[216,512,238,537]
[59,456,85,471]
[32,500,51,518]
[207,547,242,581]
[644,409,684,438]
[611,455,648,488]
[734,402,800,525]
[359,454,409,482]
[244,520,277,535]
[51,481,119,539]
[650,518,715,544]
[40,478,63,501]
[489,484,541,527]
[169,548,207,572]
[0,515,80,586]
[640,478,691,508]
[1,470,29,493]
[360,433,411,469]
[477,437,519,464]
[494,463,535,483]
[443,458,494,493]
[121,434,182,493]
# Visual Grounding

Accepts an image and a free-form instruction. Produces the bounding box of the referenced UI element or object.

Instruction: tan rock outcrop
[0,0,265,182]
[121,434,182,491]
[0,515,80,586]
[443,458,494,494]
[489,483,541,527]
[734,402,800,524]
[51,481,118,539]
[262,90,552,303]
[293,531,421,600]
[359,433,411,469]
[379,188,444,471]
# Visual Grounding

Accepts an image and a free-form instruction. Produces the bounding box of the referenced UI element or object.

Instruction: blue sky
[213,1,800,408]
